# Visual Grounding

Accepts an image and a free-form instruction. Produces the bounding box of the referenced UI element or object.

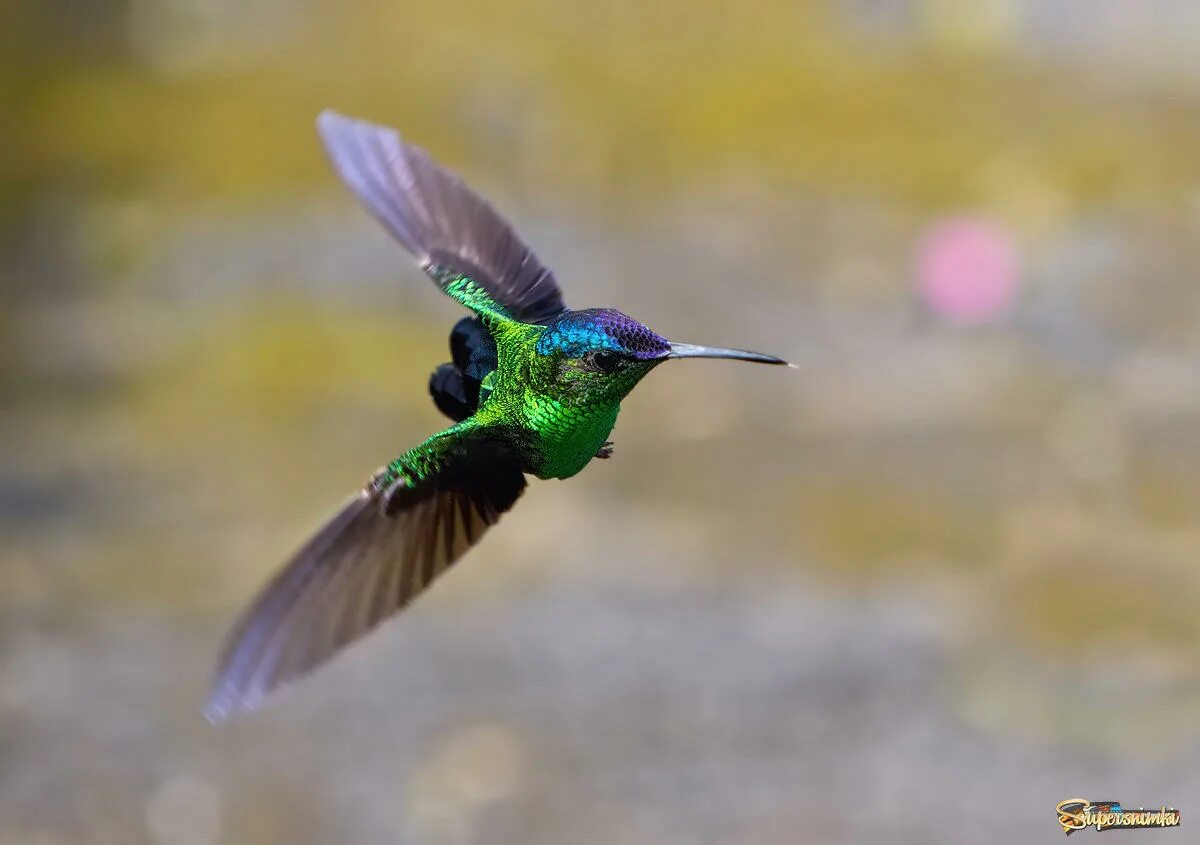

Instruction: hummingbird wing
[317,110,567,324]
[204,429,527,723]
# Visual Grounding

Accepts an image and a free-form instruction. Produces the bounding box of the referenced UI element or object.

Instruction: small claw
[595,441,614,459]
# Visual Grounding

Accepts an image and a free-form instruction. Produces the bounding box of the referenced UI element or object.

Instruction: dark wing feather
[205,438,526,723]
[317,110,567,324]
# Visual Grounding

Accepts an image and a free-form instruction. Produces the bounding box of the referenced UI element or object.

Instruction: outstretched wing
[205,428,527,723]
[317,110,567,324]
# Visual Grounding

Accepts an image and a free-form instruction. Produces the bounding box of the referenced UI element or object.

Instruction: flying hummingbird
[204,111,790,722]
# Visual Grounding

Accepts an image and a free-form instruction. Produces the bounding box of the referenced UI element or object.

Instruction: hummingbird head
[535,308,789,405]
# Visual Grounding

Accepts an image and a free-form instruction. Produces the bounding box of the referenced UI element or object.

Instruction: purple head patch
[537,309,670,360]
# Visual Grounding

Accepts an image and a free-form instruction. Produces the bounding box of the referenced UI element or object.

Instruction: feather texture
[205,432,526,722]
[317,110,567,324]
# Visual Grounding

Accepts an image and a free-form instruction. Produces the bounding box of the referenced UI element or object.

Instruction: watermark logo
[1056,799,1180,835]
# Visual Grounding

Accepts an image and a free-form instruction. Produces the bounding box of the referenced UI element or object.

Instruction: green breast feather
[473,318,622,480]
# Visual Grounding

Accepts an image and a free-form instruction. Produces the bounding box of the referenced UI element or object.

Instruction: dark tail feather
[449,316,497,380]
[428,316,498,422]
[429,364,475,422]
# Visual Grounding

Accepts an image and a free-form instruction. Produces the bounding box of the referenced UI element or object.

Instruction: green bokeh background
[4,2,1199,843]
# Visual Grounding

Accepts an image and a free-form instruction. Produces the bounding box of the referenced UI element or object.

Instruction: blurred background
[4,1,1200,842]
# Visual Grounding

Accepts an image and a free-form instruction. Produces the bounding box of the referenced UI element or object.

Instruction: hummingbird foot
[594,441,614,459]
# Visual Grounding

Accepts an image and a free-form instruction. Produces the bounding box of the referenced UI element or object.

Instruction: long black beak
[667,342,792,366]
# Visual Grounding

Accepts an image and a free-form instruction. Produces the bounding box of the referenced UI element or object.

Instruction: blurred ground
[3,1,1199,843]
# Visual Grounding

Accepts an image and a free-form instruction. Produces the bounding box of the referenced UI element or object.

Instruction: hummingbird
[204,111,790,723]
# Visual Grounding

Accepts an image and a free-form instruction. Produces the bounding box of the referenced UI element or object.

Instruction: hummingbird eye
[586,350,622,373]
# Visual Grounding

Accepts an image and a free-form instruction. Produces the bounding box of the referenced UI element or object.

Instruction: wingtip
[316,109,397,134]
[203,685,268,726]
[315,109,409,172]
[202,703,229,726]
[202,687,245,726]
[316,108,352,137]
[204,652,313,725]
[203,666,277,725]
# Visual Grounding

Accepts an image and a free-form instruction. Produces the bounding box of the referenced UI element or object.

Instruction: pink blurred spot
[917,217,1019,325]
